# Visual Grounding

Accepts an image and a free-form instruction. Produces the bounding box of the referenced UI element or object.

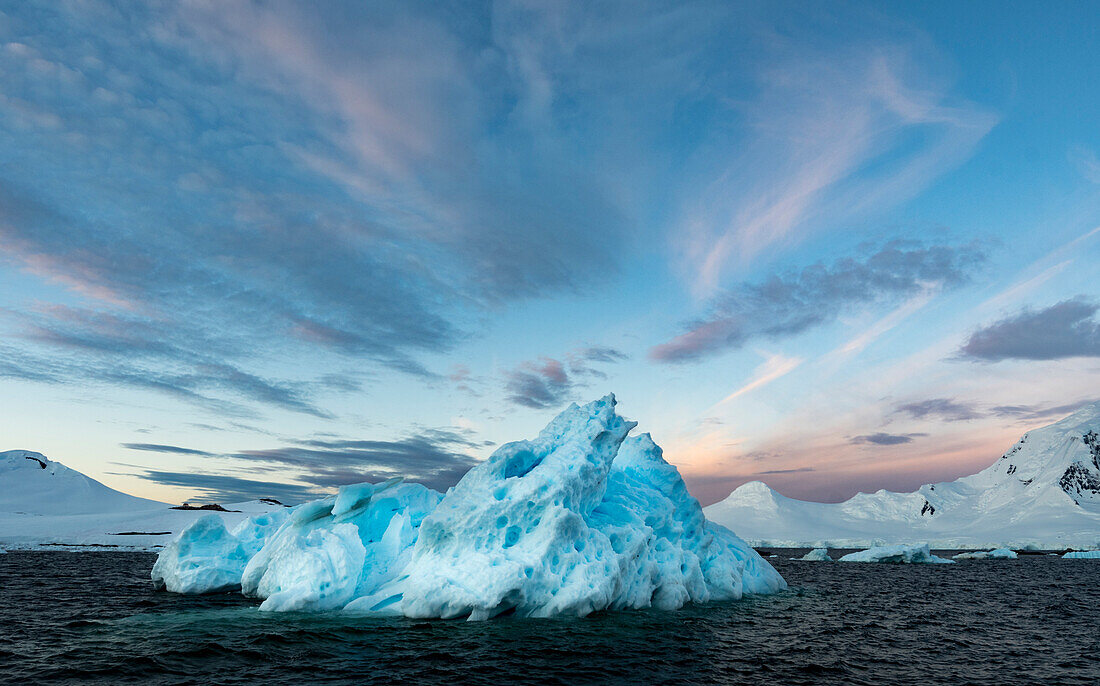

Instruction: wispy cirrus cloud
[122,443,216,457]
[719,353,803,404]
[651,241,984,363]
[677,37,997,294]
[989,398,1099,422]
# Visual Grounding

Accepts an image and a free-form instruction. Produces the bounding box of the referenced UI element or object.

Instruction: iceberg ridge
[151,395,785,618]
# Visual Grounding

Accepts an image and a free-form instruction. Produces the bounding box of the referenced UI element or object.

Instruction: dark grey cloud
[127,470,324,505]
[894,398,982,422]
[121,427,489,497]
[505,358,572,409]
[567,346,630,380]
[850,432,927,446]
[650,241,984,363]
[504,346,628,409]
[960,298,1100,361]
[122,443,216,457]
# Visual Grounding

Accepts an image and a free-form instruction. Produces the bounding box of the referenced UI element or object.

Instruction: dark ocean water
[2,550,1098,685]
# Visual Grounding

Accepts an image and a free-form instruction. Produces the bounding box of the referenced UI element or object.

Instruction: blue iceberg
[152,395,785,618]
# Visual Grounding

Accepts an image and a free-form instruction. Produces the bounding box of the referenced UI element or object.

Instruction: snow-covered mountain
[705,402,1100,549]
[1,449,166,515]
[0,449,287,550]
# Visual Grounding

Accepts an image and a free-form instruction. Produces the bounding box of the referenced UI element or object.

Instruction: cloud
[676,30,996,293]
[127,469,324,505]
[959,298,1100,361]
[121,426,489,496]
[233,432,486,492]
[989,399,1099,422]
[567,346,630,380]
[756,467,815,475]
[504,346,628,409]
[720,353,803,404]
[122,443,216,457]
[850,432,927,446]
[504,357,572,410]
[0,2,659,417]
[894,398,983,422]
[652,241,983,363]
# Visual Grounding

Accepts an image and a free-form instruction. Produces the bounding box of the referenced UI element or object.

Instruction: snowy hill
[705,402,1100,549]
[0,449,288,550]
[0,449,166,515]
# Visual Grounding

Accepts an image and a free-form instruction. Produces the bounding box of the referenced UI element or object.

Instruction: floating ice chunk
[953,548,1017,560]
[797,548,831,561]
[838,543,955,564]
[154,395,786,617]
[1063,550,1100,559]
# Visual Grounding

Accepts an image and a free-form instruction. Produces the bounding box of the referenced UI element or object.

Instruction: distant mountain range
[705,402,1100,549]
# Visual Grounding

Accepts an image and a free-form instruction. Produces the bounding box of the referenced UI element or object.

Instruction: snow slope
[153,395,786,618]
[705,402,1100,549]
[0,450,287,549]
[0,450,164,515]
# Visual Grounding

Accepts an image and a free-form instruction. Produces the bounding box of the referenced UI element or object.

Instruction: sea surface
[2,549,1098,685]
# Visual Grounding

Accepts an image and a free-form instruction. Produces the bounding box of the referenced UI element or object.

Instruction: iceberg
[1063,550,1100,559]
[152,395,786,618]
[953,548,1017,560]
[797,548,831,561]
[837,543,955,564]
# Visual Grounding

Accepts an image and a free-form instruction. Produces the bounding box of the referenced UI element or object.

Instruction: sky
[1,0,1098,506]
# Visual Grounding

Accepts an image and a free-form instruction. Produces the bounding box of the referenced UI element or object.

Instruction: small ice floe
[838,543,954,564]
[953,548,1017,560]
[796,548,831,561]
[1062,550,1100,559]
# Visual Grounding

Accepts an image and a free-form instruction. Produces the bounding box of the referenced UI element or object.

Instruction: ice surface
[243,479,440,612]
[151,509,290,593]
[837,543,955,564]
[953,548,1017,560]
[153,395,786,618]
[797,548,831,561]
[1062,550,1100,559]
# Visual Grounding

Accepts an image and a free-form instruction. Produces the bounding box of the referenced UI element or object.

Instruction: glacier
[152,395,786,618]
[838,543,954,564]
[706,402,1100,550]
[797,548,832,561]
